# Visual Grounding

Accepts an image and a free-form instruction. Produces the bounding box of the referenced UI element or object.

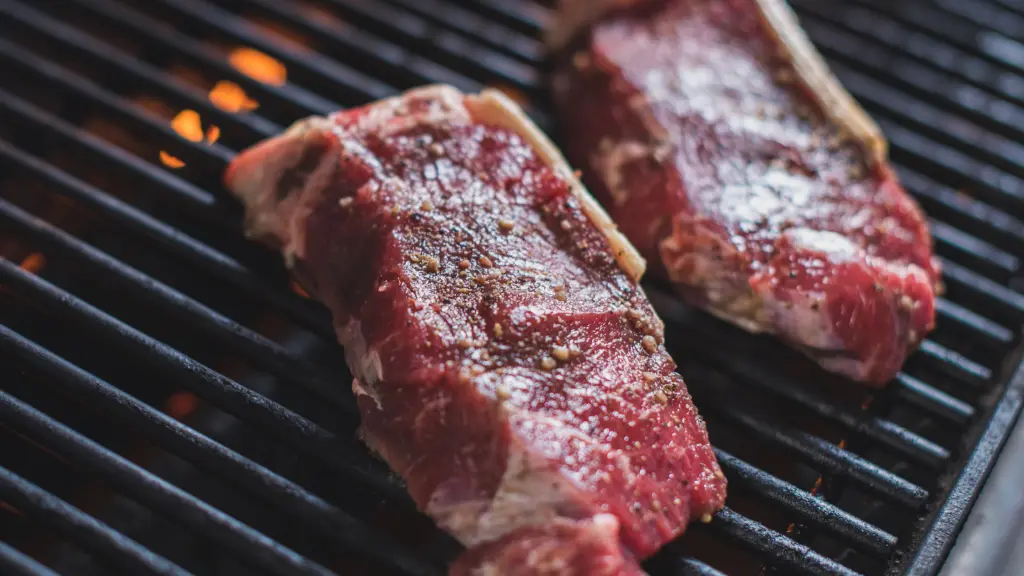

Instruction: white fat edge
[593,139,654,206]
[229,116,334,246]
[338,320,384,410]
[465,89,647,283]
[753,0,887,167]
[660,219,772,333]
[427,403,599,548]
[336,84,474,138]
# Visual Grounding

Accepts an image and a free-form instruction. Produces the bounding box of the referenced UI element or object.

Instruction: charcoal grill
[1,0,1023,575]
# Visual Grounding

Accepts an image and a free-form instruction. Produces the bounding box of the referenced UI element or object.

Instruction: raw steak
[550,0,941,386]
[225,85,726,575]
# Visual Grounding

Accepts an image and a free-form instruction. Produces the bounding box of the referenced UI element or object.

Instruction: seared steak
[551,0,941,386]
[225,85,726,575]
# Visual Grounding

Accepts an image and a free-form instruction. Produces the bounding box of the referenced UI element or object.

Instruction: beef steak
[551,0,941,385]
[225,85,726,575]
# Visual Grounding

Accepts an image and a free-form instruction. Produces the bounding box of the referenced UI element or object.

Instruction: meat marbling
[550,0,941,386]
[225,85,726,575]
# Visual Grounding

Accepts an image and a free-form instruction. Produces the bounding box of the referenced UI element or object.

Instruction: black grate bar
[0,467,190,576]
[723,409,930,508]
[798,8,1024,144]
[0,261,404,502]
[0,390,338,576]
[915,340,992,386]
[705,508,859,576]
[0,541,60,576]
[153,0,394,104]
[893,373,976,424]
[0,124,333,339]
[0,89,228,223]
[929,219,1019,277]
[904,360,1024,576]
[714,449,897,556]
[380,0,543,62]
[72,0,337,118]
[934,298,1014,344]
[0,197,351,412]
[240,0,481,93]
[0,326,441,576]
[653,296,952,467]
[460,0,550,34]
[0,35,233,171]
[0,0,280,139]
[897,168,1024,252]
[938,257,1024,316]
[830,62,1024,201]
[249,0,537,95]
[879,115,1024,212]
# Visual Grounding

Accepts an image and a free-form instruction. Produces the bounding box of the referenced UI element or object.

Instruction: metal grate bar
[0,390,337,576]
[0,36,233,171]
[0,467,190,576]
[236,0,481,93]
[71,0,336,117]
[0,197,350,411]
[938,257,1024,316]
[651,291,959,465]
[379,0,543,62]
[0,327,440,576]
[0,541,60,576]
[0,261,403,502]
[713,450,897,556]
[459,0,550,34]
[0,120,332,339]
[934,298,1014,344]
[0,0,279,139]
[0,89,229,223]
[152,0,394,104]
[706,508,859,576]
[915,340,992,386]
[723,409,930,508]
[893,373,975,424]
[897,168,1024,252]
[250,0,537,94]
[929,219,1020,278]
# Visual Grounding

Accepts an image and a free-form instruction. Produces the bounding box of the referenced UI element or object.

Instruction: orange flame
[19,252,46,274]
[209,80,259,113]
[229,48,287,86]
[159,47,285,168]
[160,109,220,168]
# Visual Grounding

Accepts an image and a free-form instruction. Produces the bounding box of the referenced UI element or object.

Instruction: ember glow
[209,80,259,113]
[19,252,46,274]
[160,48,286,169]
[229,47,287,86]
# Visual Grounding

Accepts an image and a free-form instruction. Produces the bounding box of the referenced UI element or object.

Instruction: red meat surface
[225,85,726,575]
[552,0,941,386]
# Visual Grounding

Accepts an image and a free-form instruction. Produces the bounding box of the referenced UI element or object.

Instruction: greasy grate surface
[1,0,1022,575]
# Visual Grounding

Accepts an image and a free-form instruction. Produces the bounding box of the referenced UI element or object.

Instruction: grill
[1,0,1022,575]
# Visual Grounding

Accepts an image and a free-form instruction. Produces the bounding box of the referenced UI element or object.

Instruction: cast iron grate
[1,0,1022,575]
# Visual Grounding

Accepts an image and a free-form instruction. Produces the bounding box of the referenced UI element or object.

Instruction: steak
[550,0,941,386]
[225,85,727,575]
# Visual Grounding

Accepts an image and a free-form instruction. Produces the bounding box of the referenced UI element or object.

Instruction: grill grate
[1,1,1022,575]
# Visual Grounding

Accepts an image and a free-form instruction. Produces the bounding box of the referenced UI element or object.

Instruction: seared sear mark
[552,0,940,385]
[225,85,725,575]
